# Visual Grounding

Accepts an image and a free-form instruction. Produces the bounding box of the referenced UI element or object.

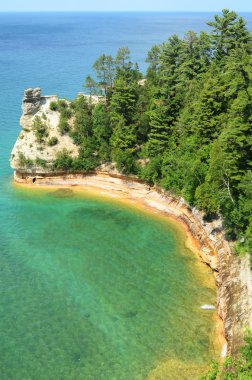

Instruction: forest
[51,9,252,261]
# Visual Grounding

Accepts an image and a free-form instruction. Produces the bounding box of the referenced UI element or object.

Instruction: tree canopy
[55,9,252,260]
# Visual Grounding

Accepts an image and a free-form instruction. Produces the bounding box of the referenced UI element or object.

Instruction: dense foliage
[202,331,252,379]
[54,10,252,259]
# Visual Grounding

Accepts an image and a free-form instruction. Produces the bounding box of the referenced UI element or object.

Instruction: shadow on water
[48,188,74,198]
[67,206,135,230]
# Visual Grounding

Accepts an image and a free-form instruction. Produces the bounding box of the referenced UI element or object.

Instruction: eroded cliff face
[10,88,78,175]
[217,252,252,354]
[182,204,252,355]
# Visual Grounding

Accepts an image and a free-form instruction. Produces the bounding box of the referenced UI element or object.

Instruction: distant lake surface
[1,12,251,379]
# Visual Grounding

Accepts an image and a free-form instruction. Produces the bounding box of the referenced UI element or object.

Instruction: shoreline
[13,171,224,271]
[13,170,252,357]
[14,177,218,273]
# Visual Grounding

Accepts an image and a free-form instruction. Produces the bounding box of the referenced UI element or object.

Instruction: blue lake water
[1,12,252,380]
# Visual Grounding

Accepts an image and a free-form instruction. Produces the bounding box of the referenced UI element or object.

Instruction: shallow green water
[0,186,218,380]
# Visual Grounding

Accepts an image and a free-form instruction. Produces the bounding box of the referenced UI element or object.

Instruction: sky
[0,0,252,12]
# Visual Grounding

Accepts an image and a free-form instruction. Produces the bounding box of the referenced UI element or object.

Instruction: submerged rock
[123,310,138,318]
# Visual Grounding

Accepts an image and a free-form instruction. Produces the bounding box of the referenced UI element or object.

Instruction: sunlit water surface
[1,186,218,379]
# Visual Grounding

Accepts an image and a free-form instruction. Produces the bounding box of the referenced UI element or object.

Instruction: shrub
[201,331,252,379]
[72,154,99,173]
[53,149,73,171]
[33,116,48,144]
[48,136,58,146]
[58,118,70,135]
[35,157,47,168]
[61,107,72,119]
[70,101,76,110]
[139,156,162,185]
[112,148,138,174]
[49,101,59,111]
[17,153,34,168]
[58,100,67,109]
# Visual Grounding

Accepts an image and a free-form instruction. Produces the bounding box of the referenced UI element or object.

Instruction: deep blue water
[1,12,252,380]
[1,11,252,175]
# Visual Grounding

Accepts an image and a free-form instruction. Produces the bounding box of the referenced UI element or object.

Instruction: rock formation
[10,88,78,175]
[22,87,42,116]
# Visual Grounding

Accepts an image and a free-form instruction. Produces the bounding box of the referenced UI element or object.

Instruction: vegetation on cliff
[52,9,251,260]
[202,332,252,379]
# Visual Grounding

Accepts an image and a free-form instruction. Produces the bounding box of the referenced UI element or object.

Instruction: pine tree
[207,9,252,60]
[115,47,131,69]
[93,54,115,97]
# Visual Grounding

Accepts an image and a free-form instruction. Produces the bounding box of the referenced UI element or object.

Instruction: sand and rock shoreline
[13,169,252,357]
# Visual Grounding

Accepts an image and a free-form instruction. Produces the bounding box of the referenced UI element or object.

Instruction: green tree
[110,114,138,173]
[146,44,161,82]
[145,101,172,155]
[207,9,252,60]
[70,95,93,144]
[92,103,112,161]
[115,46,131,69]
[84,75,98,97]
[93,54,115,97]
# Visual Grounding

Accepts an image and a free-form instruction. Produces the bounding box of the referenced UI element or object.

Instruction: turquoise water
[1,186,217,379]
[1,12,252,379]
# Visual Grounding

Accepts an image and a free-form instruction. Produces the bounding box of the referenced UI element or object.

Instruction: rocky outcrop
[20,88,42,130]
[22,87,42,116]
[10,88,78,175]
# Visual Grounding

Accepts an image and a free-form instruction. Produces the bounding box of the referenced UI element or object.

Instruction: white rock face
[10,88,79,174]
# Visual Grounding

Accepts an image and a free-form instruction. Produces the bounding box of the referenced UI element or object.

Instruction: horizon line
[0,10,251,13]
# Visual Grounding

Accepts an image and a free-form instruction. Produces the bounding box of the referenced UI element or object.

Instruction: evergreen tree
[84,75,98,97]
[115,46,131,69]
[92,103,112,161]
[93,54,115,97]
[207,9,252,60]
[70,95,93,145]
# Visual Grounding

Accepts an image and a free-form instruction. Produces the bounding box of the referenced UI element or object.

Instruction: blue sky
[0,0,252,12]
